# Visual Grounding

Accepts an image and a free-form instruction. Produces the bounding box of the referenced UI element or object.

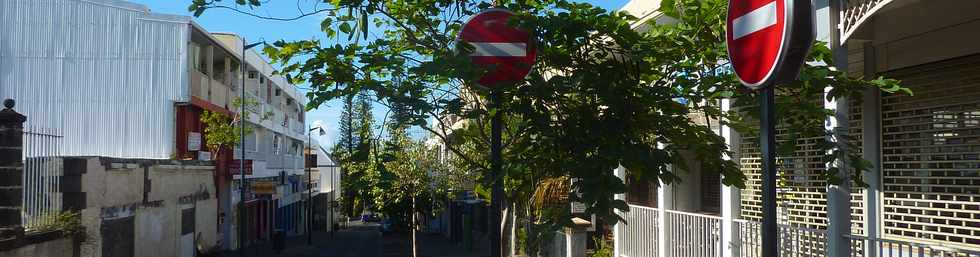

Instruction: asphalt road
[305,221,384,257]
[228,220,482,257]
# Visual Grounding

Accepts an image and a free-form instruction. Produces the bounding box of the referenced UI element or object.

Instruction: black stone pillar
[0,99,26,235]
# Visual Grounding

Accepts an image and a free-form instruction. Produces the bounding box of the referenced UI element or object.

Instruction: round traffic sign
[727,0,815,89]
[458,9,536,89]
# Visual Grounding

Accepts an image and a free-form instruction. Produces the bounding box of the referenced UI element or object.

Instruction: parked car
[379,218,393,234]
[361,213,381,222]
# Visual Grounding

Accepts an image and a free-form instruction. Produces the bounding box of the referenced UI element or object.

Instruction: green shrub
[32,211,87,241]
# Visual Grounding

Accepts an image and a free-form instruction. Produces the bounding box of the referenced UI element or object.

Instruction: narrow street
[225,221,485,257]
[224,221,383,257]
[310,222,385,257]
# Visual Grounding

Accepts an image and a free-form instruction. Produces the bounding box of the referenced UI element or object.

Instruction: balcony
[190,68,237,110]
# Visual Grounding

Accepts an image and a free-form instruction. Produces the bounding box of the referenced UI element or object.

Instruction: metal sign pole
[489,90,503,257]
[240,38,248,257]
[759,86,778,257]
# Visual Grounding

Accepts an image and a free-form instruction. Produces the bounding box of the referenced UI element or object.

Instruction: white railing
[618,206,980,257]
[620,204,659,257]
[617,205,828,257]
[846,234,980,257]
[22,127,63,230]
[733,219,828,257]
[665,210,723,257]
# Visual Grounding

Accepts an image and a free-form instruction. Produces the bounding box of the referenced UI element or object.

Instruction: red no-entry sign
[459,9,537,89]
[727,0,815,89]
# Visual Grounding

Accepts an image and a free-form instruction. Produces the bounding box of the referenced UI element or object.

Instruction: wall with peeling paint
[74,157,218,257]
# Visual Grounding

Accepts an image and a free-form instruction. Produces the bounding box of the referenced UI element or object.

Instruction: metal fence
[22,126,64,230]
[665,210,723,257]
[847,235,980,257]
[620,204,659,257]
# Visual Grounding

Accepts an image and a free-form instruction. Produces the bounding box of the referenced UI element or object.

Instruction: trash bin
[273,229,285,253]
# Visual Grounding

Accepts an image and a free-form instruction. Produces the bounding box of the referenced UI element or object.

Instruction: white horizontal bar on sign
[470,42,527,57]
[732,1,778,40]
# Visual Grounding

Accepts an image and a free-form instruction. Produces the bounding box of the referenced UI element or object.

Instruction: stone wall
[70,157,218,257]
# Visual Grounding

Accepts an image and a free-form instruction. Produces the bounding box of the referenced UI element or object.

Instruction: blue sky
[129,0,629,148]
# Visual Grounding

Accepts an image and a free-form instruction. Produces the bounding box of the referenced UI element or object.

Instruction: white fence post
[657,179,670,257]
[720,98,739,257]
[613,165,626,257]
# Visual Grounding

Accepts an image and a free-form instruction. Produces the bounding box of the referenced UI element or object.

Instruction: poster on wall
[188,132,202,151]
[198,151,212,161]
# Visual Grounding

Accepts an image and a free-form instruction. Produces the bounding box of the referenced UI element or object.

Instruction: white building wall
[0,0,191,159]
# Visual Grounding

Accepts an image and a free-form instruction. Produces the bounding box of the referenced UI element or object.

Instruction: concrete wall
[74,158,219,257]
[0,236,72,257]
[866,1,980,72]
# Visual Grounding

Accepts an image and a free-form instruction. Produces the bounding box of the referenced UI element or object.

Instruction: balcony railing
[846,234,980,257]
[616,205,978,257]
[665,210,723,257]
[619,205,660,257]
[733,219,827,257]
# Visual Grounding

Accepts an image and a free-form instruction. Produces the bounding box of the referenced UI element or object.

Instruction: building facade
[305,142,342,232]
[0,0,309,255]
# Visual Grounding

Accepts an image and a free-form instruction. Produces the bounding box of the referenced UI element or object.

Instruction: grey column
[827,0,854,256]
[861,42,882,257]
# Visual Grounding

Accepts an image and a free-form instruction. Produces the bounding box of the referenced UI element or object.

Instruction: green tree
[373,121,450,257]
[333,95,356,155]
[189,0,908,250]
[199,98,271,161]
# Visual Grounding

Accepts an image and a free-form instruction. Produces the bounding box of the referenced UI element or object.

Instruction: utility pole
[238,38,264,256]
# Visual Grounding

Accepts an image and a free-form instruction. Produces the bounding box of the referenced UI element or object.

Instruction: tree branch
[202,5,341,21]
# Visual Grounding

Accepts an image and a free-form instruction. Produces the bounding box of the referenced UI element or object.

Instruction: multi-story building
[304,140,342,232]
[614,1,980,257]
[0,0,308,256]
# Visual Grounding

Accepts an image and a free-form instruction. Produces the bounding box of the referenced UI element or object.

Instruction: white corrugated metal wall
[0,0,190,159]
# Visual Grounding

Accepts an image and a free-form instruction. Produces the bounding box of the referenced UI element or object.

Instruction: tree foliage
[190,0,909,229]
[199,98,270,160]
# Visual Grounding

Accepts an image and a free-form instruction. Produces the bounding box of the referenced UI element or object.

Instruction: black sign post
[489,90,503,257]
[759,86,778,257]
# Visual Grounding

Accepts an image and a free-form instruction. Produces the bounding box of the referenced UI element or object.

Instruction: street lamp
[307,125,325,245]
[239,38,264,257]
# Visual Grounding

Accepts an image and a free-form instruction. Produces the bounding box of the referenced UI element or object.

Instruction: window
[190,43,206,74]
[260,76,265,84]
[243,127,258,151]
[287,140,298,155]
[266,85,273,103]
[248,71,257,79]
[306,153,317,168]
[273,134,282,155]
